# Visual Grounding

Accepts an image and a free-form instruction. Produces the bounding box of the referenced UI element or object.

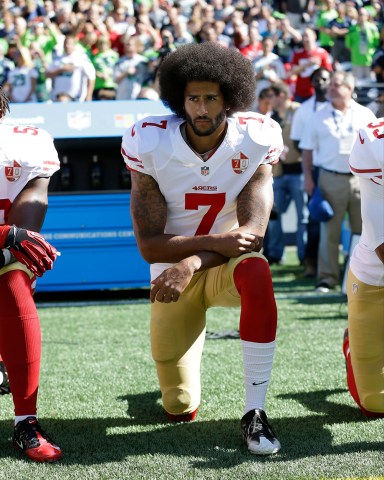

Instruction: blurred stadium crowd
[0,0,384,104]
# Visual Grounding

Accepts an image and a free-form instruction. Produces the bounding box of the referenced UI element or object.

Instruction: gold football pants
[151,252,266,415]
[347,269,384,414]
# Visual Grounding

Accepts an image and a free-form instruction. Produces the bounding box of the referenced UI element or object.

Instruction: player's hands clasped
[0,225,58,277]
[212,231,259,257]
[150,260,195,303]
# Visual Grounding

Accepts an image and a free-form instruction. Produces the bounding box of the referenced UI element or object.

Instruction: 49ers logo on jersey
[232,152,249,174]
[5,160,22,182]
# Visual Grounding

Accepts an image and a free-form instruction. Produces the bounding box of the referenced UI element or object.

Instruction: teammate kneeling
[0,88,62,462]
[122,42,283,455]
[344,119,384,417]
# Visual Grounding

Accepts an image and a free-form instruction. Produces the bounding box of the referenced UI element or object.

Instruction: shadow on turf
[0,389,381,467]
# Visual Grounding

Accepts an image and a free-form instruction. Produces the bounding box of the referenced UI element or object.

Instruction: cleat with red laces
[13,417,62,462]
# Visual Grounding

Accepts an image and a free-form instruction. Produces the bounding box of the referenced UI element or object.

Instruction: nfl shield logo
[67,110,92,131]
[201,166,210,176]
[232,152,249,174]
[5,160,22,182]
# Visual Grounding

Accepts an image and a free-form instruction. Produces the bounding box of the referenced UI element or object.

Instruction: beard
[185,108,227,136]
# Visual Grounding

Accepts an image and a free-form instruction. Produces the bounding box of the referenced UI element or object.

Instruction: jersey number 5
[13,126,39,136]
[367,121,384,139]
[185,193,226,235]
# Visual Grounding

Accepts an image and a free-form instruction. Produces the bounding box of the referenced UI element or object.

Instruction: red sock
[343,330,384,418]
[0,270,41,416]
[234,257,277,343]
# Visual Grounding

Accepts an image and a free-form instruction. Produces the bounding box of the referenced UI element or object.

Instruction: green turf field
[0,253,382,480]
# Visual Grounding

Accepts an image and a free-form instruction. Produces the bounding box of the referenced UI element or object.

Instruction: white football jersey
[122,112,283,278]
[7,66,38,103]
[0,124,60,225]
[349,118,384,286]
[47,51,96,101]
[349,118,384,186]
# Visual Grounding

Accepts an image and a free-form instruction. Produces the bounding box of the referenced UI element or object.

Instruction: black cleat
[241,409,281,455]
[13,417,62,462]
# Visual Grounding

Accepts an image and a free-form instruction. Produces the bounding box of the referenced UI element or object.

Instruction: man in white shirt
[46,35,95,102]
[291,68,331,153]
[343,118,384,418]
[291,67,331,277]
[252,37,286,105]
[113,38,148,100]
[300,71,376,291]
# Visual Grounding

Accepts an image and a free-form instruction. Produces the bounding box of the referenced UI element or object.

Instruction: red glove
[0,225,58,277]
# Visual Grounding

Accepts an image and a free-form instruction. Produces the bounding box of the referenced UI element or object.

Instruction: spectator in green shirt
[91,35,119,100]
[21,17,61,65]
[316,0,338,52]
[29,41,49,102]
[346,7,380,80]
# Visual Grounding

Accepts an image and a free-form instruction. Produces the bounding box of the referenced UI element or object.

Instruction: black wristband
[4,225,17,249]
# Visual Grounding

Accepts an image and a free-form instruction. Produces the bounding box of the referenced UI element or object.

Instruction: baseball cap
[308,187,334,222]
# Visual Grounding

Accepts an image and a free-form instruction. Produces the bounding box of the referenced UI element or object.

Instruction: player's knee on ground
[360,394,384,417]
[162,385,198,416]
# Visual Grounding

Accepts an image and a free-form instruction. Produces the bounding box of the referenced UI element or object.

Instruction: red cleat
[166,408,198,422]
[13,417,62,462]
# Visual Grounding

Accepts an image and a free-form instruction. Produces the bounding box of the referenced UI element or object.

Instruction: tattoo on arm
[237,164,273,235]
[130,170,167,239]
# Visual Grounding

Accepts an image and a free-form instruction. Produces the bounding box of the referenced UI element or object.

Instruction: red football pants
[0,270,41,415]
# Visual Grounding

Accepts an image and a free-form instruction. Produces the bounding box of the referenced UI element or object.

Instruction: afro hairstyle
[158,42,256,118]
[0,87,9,120]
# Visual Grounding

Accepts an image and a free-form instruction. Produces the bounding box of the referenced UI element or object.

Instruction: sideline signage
[38,193,150,292]
[4,100,170,139]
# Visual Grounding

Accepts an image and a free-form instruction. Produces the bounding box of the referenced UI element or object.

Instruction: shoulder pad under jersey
[0,124,59,174]
[349,118,384,183]
[234,112,282,147]
[122,114,178,156]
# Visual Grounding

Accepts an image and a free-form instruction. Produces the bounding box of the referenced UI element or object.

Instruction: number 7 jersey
[122,112,283,239]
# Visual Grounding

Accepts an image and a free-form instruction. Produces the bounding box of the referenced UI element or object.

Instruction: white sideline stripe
[36,299,150,308]
[275,292,346,301]
[35,292,346,309]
